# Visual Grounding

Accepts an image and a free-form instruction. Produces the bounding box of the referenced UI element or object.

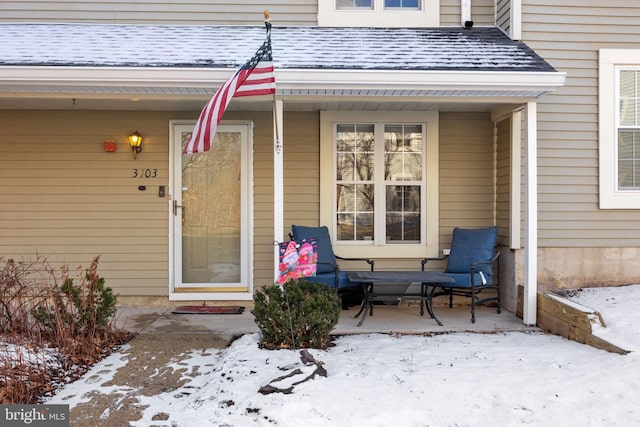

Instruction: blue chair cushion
[292,225,337,275]
[302,271,359,290]
[445,226,498,276]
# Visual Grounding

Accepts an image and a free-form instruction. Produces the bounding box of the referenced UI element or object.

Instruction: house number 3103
[132,168,158,178]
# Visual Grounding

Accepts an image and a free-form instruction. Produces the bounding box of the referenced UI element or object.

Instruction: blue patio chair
[290,225,374,307]
[422,226,501,323]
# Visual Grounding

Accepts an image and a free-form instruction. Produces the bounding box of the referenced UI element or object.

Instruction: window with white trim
[336,123,423,243]
[599,49,640,208]
[320,0,438,27]
[320,111,439,259]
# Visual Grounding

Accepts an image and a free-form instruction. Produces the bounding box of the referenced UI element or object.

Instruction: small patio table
[347,271,455,327]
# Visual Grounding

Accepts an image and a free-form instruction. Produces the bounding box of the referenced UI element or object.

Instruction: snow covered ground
[39,284,640,426]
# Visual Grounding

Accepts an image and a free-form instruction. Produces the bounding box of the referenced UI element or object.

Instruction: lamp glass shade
[128,131,142,148]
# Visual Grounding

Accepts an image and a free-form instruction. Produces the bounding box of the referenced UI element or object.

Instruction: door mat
[171,306,245,315]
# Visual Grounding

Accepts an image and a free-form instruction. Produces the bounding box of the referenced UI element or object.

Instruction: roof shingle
[0,24,555,72]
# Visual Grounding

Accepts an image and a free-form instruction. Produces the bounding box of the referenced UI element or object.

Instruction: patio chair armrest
[336,255,375,271]
[420,256,447,271]
[317,261,339,270]
[470,251,500,269]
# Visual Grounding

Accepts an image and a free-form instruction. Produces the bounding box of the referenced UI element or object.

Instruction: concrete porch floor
[114,302,537,337]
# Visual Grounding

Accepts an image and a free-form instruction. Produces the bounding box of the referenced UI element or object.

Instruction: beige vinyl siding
[0,108,306,297]
[496,0,510,34]
[1,0,501,27]
[252,111,320,288]
[440,0,496,27]
[0,0,317,25]
[522,1,640,247]
[438,112,496,246]
[283,112,320,224]
[0,110,175,296]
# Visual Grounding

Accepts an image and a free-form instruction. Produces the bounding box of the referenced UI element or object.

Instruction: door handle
[173,200,183,216]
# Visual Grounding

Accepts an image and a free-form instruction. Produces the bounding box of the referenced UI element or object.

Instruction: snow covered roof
[0,23,565,109]
[0,23,554,72]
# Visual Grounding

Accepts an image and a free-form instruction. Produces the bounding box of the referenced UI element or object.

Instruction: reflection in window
[336,124,375,240]
[384,0,420,8]
[618,132,640,188]
[336,0,373,9]
[335,122,424,243]
[386,185,420,242]
[384,124,423,182]
[618,70,640,189]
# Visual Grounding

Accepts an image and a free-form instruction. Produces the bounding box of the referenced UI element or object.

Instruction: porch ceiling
[0,94,510,112]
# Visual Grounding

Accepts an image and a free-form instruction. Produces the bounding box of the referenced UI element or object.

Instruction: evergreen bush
[32,256,118,339]
[252,280,341,349]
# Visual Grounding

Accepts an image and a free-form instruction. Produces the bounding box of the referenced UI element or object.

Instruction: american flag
[183,37,276,153]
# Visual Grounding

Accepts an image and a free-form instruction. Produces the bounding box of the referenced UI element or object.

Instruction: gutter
[0,66,567,98]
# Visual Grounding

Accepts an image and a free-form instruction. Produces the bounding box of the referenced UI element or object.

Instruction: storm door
[170,122,252,296]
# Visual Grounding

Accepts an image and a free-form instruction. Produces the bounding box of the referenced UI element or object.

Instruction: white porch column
[523,101,538,325]
[273,99,284,281]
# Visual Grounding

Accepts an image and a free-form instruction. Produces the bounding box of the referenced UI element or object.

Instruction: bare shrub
[0,255,132,403]
[0,256,59,336]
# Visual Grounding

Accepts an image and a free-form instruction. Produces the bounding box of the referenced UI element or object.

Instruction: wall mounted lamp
[128,131,143,159]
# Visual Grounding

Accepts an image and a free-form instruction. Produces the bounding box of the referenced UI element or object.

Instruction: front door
[170,122,253,298]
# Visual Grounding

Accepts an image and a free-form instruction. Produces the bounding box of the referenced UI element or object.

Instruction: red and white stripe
[183,45,275,154]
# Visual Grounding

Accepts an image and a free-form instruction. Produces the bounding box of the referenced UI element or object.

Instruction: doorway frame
[168,120,254,301]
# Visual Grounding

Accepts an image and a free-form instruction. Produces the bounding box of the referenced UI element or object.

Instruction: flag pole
[266,11,285,282]
[264,12,281,153]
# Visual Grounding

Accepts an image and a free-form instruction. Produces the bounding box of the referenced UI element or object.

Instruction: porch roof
[0,23,565,110]
[1,24,553,71]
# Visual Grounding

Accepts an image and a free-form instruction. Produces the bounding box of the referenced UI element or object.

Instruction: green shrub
[33,256,117,338]
[252,280,341,349]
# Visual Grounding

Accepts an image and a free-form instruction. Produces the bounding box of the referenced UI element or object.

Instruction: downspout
[523,101,538,326]
[492,122,497,225]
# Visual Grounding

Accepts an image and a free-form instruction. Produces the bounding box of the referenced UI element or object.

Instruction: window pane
[618,160,633,188]
[384,124,423,181]
[385,185,420,242]
[356,124,375,150]
[386,213,420,241]
[618,131,640,189]
[356,214,375,241]
[336,213,375,241]
[619,132,634,158]
[356,184,375,211]
[337,0,373,9]
[337,213,354,240]
[385,0,420,8]
[356,152,374,180]
[337,184,355,212]
[620,70,639,127]
[337,124,356,151]
[336,153,354,180]
[337,124,375,181]
[337,184,374,241]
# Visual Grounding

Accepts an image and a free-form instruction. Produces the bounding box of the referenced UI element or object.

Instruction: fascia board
[0,66,232,87]
[277,69,566,93]
[0,66,566,94]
